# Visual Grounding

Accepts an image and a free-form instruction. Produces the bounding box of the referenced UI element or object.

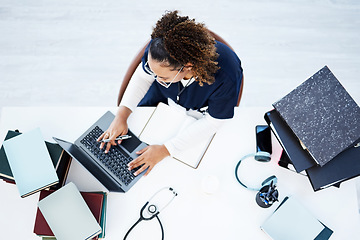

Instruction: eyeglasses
[144,61,184,88]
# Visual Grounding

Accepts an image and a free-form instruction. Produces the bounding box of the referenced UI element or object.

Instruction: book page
[140,102,195,144]
[139,102,213,168]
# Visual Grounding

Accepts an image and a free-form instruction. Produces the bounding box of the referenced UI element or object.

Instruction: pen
[101,135,132,143]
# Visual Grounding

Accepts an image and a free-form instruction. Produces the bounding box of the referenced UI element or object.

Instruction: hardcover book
[37,182,102,240]
[264,109,316,172]
[306,143,360,191]
[0,130,71,190]
[273,66,360,166]
[3,128,59,197]
[261,196,333,240]
[34,189,106,239]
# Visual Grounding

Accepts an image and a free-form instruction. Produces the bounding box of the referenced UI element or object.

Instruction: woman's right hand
[97,106,132,153]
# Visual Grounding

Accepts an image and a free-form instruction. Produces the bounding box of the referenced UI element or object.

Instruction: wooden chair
[117,30,244,107]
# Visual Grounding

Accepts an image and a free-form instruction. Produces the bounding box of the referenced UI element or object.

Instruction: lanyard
[176,77,194,103]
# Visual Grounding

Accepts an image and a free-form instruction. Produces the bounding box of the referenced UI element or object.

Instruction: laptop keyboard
[80,126,138,186]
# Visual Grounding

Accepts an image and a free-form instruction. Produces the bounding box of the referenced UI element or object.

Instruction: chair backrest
[117,30,244,107]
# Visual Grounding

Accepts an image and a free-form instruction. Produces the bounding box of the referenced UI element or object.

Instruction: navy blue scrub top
[138,41,243,119]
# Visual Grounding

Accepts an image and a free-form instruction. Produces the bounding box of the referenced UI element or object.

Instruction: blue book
[3,128,59,198]
[261,196,331,240]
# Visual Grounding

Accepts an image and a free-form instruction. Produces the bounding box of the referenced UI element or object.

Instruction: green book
[38,182,102,240]
[0,130,71,190]
[98,192,107,239]
[35,190,106,239]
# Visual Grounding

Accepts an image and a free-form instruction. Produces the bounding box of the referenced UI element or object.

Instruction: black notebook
[264,109,316,173]
[273,66,360,166]
[306,143,360,191]
[266,109,360,191]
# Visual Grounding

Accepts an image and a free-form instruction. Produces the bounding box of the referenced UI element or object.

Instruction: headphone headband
[234,151,273,191]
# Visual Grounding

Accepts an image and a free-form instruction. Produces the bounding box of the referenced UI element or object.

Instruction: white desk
[0,107,359,240]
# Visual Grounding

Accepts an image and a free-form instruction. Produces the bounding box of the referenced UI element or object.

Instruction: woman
[98,10,243,176]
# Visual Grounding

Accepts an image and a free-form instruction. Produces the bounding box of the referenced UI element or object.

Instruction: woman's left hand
[128,144,170,176]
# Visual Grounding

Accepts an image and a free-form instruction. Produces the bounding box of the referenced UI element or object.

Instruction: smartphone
[256,125,272,154]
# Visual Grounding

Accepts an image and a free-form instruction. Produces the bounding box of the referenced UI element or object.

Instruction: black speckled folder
[273,66,360,167]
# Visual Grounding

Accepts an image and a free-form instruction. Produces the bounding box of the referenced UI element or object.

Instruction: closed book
[0,130,21,180]
[47,143,72,191]
[2,178,15,184]
[306,143,360,191]
[98,192,107,239]
[37,182,102,240]
[273,66,360,166]
[264,109,315,172]
[261,196,331,240]
[315,222,334,240]
[3,128,59,198]
[265,110,358,191]
[0,130,71,190]
[34,189,105,239]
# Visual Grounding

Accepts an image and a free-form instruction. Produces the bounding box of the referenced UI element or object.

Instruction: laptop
[53,111,148,192]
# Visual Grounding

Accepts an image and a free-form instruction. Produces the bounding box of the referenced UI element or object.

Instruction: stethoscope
[123,187,178,240]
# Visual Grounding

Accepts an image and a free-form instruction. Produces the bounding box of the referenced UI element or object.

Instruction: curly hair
[150,10,219,86]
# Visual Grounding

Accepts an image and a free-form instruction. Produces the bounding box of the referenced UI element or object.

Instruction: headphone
[235,151,279,207]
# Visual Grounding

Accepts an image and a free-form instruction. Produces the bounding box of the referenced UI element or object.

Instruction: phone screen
[256,125,272,154]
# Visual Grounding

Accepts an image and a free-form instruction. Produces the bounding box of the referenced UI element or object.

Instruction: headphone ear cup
[254,151,271,162]
[261,175,277,187]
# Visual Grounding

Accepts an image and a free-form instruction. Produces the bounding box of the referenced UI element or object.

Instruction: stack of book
[0,129,72,197]
[35,182,106,240]
[265,66,360,191]
[34,184,107,240]
[0,129,108,239]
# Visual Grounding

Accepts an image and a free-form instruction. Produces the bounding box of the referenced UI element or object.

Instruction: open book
[139,101,215,168]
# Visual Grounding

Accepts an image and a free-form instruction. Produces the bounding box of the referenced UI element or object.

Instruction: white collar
[180,77,195,87]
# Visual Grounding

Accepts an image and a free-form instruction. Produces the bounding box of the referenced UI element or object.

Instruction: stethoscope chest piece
[148,204,157,214]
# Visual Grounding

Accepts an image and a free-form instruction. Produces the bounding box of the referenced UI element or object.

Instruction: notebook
[264,109,316,172]
[273,66,360,166]
[306,143,360,191]
[261,196,329,240]
[53,111,148,192]
[139,101,215,169]
[3,128,59,198]
[38,182,102,240]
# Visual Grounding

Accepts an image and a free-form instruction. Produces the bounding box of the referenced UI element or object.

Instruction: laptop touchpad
[121,130,142,153]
